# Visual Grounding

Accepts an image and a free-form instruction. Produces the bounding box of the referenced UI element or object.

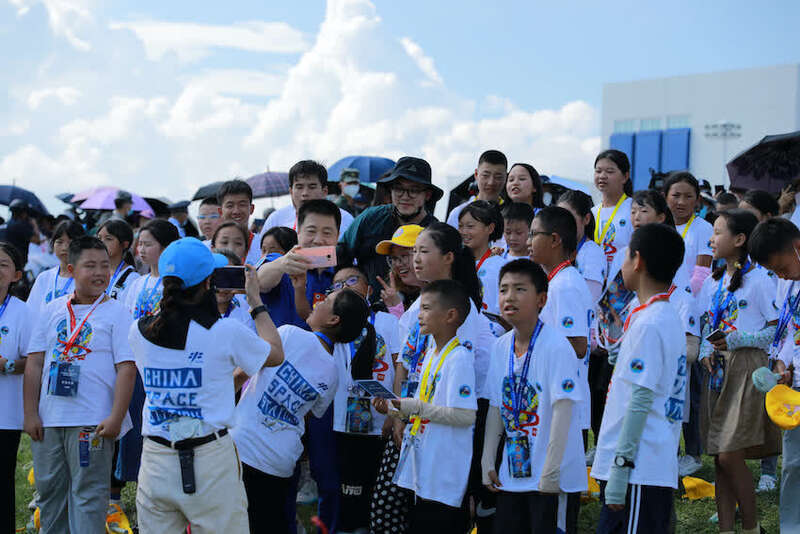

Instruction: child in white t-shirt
[213,249,256,331]
[483,259,586,533]
[591,224,687,534]
[97,219,140,302]
[24,236,136,534]
[26,220,85,314]
[592,150,634,270]
[374,280,477,533]
[500,202,535,262]
[0,242,33,532]
[558,190,606,303]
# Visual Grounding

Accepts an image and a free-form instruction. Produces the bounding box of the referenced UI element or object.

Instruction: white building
[601,63,800,190]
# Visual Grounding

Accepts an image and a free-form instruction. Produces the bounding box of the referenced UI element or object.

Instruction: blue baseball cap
[158,237,228,288]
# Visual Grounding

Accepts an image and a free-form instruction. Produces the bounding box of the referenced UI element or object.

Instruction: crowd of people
[0,148,799,534]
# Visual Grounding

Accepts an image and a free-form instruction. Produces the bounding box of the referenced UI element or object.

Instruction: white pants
[136,432,249,534]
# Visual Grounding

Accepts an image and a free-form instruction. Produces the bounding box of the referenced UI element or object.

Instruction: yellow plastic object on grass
[681,476,715,500]
[766,384,800,430]
[106,503,133,534]
[27,467,34,486]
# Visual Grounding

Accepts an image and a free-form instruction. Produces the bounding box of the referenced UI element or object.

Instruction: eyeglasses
[391,186,427,198]
[326,276,361,294]
[387,254,411,267]
[197,214,220,220]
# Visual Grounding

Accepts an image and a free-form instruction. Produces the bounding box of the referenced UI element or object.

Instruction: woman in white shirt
[591,150,634,270]
[130,237,284,534]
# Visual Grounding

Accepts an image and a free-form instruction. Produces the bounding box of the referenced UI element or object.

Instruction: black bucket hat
[379,157,443,202]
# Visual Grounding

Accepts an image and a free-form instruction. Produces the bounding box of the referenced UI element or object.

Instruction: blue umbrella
[246,172,290,198]
[0,185,49,215]
[328,156,395,183]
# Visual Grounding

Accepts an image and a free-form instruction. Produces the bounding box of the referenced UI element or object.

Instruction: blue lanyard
[314,331,333,348]
[577,235,587,254]
[136,275,162,318]
[53,267,73,299]
[773,281,800,352]
[710,261,749,330]
[507,320,542,427]
[223,299,235,318]
[410,320,429,375]
[348,311,376,360]
[105,262,126,295]
[0,294,11,322]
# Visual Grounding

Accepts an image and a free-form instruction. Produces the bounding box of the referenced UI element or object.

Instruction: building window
[640,118,662,131]
[667,115,690,129]
[614,119,636,133]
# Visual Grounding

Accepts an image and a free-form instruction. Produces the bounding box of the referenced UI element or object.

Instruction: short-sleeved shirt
[130,317,269,440]
[477,254,506,317]
[394,339,477,507]
[591,299,686,487]
[591,198,633,268]
[26,267,74,315]
[124,275,164,319]
[487,326,587,493]
[540,265,592,349]
[697,267,779,337]
[575,238,607,288]
[106,265,141,302]
[258,253,334,329]
[232,325,338,477]
[28,296,134,431]
[0,297,32,430]
[676,216,713,268]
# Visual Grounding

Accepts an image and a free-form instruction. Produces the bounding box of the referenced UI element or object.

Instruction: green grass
[15,434,780,533]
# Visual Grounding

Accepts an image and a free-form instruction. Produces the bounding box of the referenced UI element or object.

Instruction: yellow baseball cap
[765,384,800,430]
[375,224,424,255]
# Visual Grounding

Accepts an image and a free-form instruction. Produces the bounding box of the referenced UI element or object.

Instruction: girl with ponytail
[98,219,140,301]
[697,209,781,534]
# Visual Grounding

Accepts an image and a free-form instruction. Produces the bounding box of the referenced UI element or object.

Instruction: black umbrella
[727,130,800,194]
[192,181,225,201]
[56,192,75,204]
[143,197,171,218]
[0,185,49,215]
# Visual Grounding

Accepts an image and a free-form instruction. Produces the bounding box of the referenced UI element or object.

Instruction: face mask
[542,192,553,206]
[343,184,360,197]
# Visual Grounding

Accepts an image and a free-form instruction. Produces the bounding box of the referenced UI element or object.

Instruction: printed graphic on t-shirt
[401,321,427,380]
[256,361,320,429]
[53,319,93,362]
[372,334,390,381]
[500,376,539,437]
[600,221,618,262]
[135,290,162,319]
[143,363,203,426]
[664,354,687,423]
[45,287,71,304]
[701,291,739,333]
[599,271,635,343]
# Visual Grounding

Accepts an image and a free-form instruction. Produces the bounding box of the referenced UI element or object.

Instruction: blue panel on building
[633,131,662,191]
[609,133,635,165]
[661,128,691,172]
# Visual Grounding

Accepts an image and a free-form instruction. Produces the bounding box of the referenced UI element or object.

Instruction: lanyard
[314,331,333,350]
[0,294,11,322]
[53,267,73,300]
[773,281,800,355]
[106,262,127,295]
[62,293,104,357]
[136,275,162,318]
[476,249,492,272]
[594,194,627,245]
[680,214,696,240]
[709,263,749,331]
[547,260,571,282]
[410,337,460,436]
[577,235,587,254]
[623,290,672,333]
[508,320,543,427]
[223,299,235,318]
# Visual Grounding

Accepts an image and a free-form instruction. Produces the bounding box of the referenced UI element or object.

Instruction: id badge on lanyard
[506,433,532,478]
[49,294,104,397]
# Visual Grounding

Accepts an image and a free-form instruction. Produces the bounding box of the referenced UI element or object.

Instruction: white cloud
[11,0,93,50]
[27,86,82,109]
[400,37,443,86]
[109,20,309,62]
[182,69,285,98]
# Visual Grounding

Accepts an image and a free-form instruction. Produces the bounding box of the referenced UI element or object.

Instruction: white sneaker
[585,447,596,466]
[756,474,777,492]
[678,455,702,477]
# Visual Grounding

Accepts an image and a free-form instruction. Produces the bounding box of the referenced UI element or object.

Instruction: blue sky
[1,0,798,214]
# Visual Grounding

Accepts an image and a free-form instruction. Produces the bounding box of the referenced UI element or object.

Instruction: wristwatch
[249,305,268,320]
[3,359,14,375]
[614,455,635,469]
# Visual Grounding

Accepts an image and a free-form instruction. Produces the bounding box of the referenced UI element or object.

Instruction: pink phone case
[297,246,337,268]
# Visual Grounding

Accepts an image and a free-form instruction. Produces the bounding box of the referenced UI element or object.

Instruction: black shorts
[597,481,673,534]
[493,490,558,534]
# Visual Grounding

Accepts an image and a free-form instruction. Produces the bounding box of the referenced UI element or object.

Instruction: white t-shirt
[221,294,256,332]
[776,279,800,388]
[501,251,529,262]
[477,254,506,317]
[697,267,778,337]
[26,266,74,315]
[107,265,141,302]
[27,296,134,432]
[676,216,713,269]
[332,311,400,435]
[394,338,477,507]
[0,297,33,430]
[591,299,686,487]
[591,197,633,268]
[124,275,163,319]
[575,238,607,287]
[130,317,269,441]
[232,325,338,477]
[399,297,495,398]
[487,326,587,493]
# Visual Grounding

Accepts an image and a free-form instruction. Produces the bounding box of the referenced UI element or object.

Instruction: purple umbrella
[246,172,289,198]
[71,186,116,203]
[79,188,155,218]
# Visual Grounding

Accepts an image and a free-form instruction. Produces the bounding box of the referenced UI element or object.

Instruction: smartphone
[705,328,725,343]
[297,246,337,268]
[212,266,246,291]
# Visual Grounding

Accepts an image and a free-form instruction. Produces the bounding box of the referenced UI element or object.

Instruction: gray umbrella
[727,130,800,193]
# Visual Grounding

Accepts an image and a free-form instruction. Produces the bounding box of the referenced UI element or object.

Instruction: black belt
[147,428,228,451]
